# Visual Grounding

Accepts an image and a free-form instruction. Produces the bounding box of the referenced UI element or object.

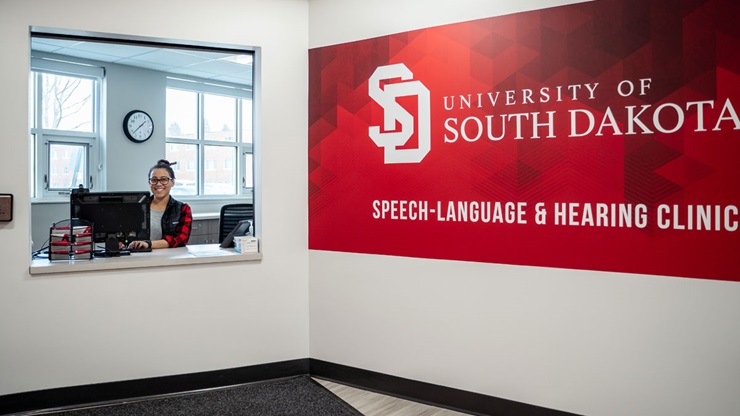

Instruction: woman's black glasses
[148,177,173,185]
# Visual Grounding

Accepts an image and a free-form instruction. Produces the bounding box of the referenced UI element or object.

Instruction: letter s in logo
[368,64,430,164]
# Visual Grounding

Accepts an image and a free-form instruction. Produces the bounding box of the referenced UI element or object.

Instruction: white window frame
[166,76,254,198]
[30,56,103,200]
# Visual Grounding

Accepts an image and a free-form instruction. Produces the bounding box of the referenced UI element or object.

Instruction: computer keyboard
[94,247,151,257]
[127,246,152,253]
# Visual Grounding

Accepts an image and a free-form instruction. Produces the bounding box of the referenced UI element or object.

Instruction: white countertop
[29,244,262,276]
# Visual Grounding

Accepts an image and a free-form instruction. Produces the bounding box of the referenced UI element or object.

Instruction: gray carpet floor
[42,376,362,416]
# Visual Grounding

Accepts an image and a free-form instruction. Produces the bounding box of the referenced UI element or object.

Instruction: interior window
[29,30,257,253]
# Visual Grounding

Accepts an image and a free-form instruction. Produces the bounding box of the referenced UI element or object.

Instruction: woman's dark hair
[149,159,177,179]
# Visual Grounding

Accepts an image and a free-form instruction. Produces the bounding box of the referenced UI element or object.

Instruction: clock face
[123,110,154,143]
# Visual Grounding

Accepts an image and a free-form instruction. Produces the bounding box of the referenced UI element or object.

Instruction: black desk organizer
[49,219,93,261]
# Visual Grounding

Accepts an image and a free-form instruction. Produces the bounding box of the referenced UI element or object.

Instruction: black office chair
[218,203,254,244]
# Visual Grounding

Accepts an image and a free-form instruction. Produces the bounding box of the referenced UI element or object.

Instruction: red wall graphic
[308,0,740,281]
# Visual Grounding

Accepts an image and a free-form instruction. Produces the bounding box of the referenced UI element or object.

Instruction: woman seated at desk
[127,159,192,250]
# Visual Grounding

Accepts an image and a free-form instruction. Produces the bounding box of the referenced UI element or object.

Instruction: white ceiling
[31,37,252,86]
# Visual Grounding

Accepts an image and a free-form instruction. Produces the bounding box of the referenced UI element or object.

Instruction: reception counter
[29,244,262,276]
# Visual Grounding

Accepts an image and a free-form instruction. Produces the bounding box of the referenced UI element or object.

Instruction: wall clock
[123,110,154,143]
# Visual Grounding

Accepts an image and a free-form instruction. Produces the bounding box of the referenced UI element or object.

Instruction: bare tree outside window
[41,73,94,132]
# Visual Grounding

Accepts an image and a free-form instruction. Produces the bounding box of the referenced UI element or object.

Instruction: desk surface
[30,244,262,276]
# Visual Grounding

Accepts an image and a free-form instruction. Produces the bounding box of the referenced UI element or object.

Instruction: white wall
[4,1,740,415]
[307,1,740,416]
[0,0,309,396]
[104,63,167,192]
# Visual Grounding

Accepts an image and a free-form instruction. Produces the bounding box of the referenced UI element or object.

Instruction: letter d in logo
[368,64,431,164]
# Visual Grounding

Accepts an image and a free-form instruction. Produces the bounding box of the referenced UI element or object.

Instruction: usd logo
[368,64,430,164]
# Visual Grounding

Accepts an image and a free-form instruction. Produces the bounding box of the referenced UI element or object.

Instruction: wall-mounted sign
[0,194,13,222]
[308,0,740,282]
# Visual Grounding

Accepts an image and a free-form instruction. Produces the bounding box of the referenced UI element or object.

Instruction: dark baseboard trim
[0,358,579,416]
[0,359,309,415]
[310,359,580,416]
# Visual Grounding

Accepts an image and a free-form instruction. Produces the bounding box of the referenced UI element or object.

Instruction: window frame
[28,28,262,254]
[30,57,103,200]
[165,76,254,199]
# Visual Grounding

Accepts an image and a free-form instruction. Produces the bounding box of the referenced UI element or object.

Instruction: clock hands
[132,121,148,134]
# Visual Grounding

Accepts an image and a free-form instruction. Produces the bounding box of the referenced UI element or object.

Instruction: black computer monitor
[70,188,150,254]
